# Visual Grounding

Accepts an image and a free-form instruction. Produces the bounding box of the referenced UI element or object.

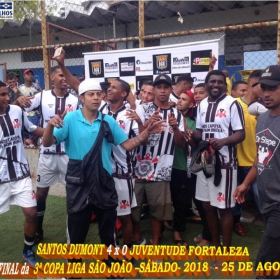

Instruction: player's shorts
[131,180,173,222]
[0,177,36,214]
[37,154,68,188]
[114,177,137,216]
[195,169,237,209]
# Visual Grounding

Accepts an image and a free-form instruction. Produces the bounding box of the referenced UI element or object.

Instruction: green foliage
[0,0,58,26]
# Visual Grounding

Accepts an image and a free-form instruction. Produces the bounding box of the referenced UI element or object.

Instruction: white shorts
[114,177,137,216]
[37,154,68,188]
[0,177,37,214]
[195,169,237,209]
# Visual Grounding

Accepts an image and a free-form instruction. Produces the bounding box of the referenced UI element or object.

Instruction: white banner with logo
[84,39,219,91]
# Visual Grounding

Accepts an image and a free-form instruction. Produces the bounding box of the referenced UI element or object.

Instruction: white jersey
[100,103,144,179]
[134,102,184,181]
[0,105,36,183]
[196,94,244,168]
[169,91,179,104]
[25,89,78,154]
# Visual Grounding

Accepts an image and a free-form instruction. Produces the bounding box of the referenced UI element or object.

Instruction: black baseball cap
[153,74,172,87]
[253,65,280,87]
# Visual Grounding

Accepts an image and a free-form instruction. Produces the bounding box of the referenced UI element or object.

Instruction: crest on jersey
[91,61,101,76]
[156,55,168,70]
[120,200,130,209]
[135,153,159,180]
[217,192,225,202]
[118,120,125,130]
[66,104,73,112]
[216,108,226,118]
[13,119,20,128]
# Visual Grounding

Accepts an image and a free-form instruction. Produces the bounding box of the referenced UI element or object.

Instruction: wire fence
[0,0,279,89]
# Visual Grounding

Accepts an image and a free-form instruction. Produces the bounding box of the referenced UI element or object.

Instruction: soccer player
[185,70,245,258]
[0,81,44,266]
[132,74,185,246]
[15,66,79,243]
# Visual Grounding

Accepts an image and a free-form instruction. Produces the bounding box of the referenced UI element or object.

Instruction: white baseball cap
[78,78,101,95]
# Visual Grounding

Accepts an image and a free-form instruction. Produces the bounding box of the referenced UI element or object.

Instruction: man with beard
[234,65,280,279]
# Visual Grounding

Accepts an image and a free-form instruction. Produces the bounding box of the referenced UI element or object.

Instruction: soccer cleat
[22,250,37,267]
[201,145,216,175]
[190,151,203,173]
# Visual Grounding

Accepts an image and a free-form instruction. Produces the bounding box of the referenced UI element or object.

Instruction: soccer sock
[23,234,35,254]
[234,214,241,224]
[37,201,46,234]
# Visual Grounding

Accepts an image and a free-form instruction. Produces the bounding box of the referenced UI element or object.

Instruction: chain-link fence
[0,0,279,88]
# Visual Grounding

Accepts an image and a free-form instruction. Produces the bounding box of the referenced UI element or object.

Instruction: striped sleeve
[230,100,245,131]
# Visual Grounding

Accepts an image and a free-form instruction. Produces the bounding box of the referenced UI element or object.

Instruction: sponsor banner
[153,53,171,75]
[171,55,190,73]
[171,73,192,84]
[105,77,118,84]
[88,60,104,78]
[135,57,153,75]
[104,61,119,77]
[191,49,212,72]
[192,72,209,87]
[84,40,219,90]
[119,57,135,77]
[120,76,136,92]
[135,75,154,91]
[0,2,13,19]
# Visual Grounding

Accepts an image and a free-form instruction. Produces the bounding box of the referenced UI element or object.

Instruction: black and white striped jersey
[196,94,244,168]
[100,103,144,179]
[0,105,36,183]
[25,90,78,154]
[134,102,184,181]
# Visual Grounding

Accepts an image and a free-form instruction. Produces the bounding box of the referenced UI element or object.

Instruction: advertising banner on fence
[84,40,219,91]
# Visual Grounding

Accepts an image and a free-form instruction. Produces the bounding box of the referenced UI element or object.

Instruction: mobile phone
[53,47,62,58]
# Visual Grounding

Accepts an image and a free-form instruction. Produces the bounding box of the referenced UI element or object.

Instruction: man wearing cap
[15,66,79,243]
[18,69,42,146]
[234,65,280,278]
[132,74,185,246]
[170,74,193,104]
[42,78,164,270]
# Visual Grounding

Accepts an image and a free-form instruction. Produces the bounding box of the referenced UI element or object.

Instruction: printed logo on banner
[92,62,101,75]
[105,77,118,84]
[172,57,190,70]
[156,55,168,70]
[88,60,104,78]
[119,57,135,77]
[191,50,212,72]
[136,76,153,91]
[104,62,118,74]
[153,54,171,75]
[135,59,153,73]
[0,2,13,19]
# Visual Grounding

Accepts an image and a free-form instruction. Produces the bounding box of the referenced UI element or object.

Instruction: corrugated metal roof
[0,1,275,40]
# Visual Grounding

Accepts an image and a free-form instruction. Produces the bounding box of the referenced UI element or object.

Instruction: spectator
[6,72,20,104]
